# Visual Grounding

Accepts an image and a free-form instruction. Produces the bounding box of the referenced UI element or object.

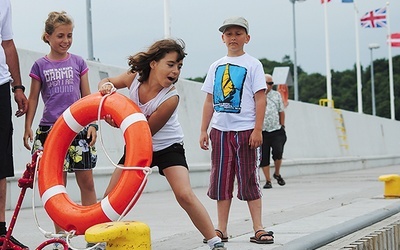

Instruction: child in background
[199,16,274,245]
[22,11,98,250]
[98,38,226,250]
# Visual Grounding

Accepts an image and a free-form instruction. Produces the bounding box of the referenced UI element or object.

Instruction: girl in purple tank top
[22,11,98,248]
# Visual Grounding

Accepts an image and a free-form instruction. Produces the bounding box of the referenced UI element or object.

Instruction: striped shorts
[207,128,262,201]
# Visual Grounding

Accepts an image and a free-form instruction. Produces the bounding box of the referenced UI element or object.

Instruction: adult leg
[163,166,216,241]
[260,131,272,185]
[0,178,5,223]
[261,166,271,182]
[273,160,282,176]
[0,83,12,231]
[271,129,287,185]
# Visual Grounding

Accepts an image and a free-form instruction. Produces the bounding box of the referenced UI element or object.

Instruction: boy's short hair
[219,16,249,34]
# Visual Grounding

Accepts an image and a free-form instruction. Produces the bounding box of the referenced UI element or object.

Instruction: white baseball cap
[219,16,249,33]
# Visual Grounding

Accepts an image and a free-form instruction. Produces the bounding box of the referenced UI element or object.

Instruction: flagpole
[164,0,171,38]
[323,0,332,105]
[353,0,362,113]
[386,2,395,119]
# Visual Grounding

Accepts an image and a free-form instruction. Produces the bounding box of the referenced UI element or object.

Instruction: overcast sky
[10,0,400,79]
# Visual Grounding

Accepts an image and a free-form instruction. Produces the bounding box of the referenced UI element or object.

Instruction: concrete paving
[5,164,400,250]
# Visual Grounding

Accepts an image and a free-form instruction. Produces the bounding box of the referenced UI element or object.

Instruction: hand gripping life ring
[38,92,152,235]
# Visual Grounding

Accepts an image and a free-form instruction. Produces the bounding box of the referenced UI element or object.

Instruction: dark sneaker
[273,173,286,186]
[0,235,29,249]
[87,242,106,250]
[212,242,226,250]
[263,181,272,189]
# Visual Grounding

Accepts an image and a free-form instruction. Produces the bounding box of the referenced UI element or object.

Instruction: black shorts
[118,143,188,176]
[0,82,14,178]
[260,127,287,167]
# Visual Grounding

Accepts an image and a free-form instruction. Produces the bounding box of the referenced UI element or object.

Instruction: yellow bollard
[378,174,400,198]
[85,221,151,249]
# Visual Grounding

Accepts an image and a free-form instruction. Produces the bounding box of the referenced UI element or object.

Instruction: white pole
[353,0,363,113]
[164,0,171,38]
[369,44,380,116]
[86,0,95,61]
[291,0,299,101]
[386,2,395,119]
[323,0,332,105]
[370,48,376,116]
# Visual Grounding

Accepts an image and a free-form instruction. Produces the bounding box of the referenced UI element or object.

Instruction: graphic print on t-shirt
[43,66,75,95]
[213,63,246,113]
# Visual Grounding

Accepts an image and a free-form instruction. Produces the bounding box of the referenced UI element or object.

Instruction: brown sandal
[250,229,274,244]
[203,229,229,243]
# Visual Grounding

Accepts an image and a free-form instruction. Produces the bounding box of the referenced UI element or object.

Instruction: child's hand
[99,82,115,96]
[87,125,98,146]
[104,114,118,128]
[23,129,34,151]
[199,131,209,150]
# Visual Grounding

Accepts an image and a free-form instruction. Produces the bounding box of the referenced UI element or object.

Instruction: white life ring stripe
[120,113,146,134]
[101,196,120,221]
[63,107,84,133]
[41,185,67,206]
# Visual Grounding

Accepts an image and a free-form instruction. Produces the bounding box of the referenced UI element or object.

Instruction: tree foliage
[187,55,400,120]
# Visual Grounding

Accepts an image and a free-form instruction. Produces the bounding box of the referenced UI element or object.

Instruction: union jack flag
[360,7,387,28]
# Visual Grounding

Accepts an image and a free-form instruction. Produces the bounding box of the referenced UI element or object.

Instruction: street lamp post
[368,43,380,116]
[290,0,306,101]
[86,0,95,61]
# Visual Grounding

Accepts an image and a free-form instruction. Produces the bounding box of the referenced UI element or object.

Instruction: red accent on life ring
[277,84,289,108]
[38,92,152,235]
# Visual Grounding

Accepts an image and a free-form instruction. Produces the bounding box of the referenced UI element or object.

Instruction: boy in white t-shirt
[200,16,274,245]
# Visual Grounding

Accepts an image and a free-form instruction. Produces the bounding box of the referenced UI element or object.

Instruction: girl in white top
[99,39,226,250]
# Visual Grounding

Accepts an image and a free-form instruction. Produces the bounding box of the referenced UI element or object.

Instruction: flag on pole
[321,0,331,4]
[360,7,387,28]
[388,33,400,47]
[342,0,353,3]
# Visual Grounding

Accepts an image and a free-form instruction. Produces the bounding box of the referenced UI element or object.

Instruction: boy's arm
[249,90,266,149]
[200,93,214,150]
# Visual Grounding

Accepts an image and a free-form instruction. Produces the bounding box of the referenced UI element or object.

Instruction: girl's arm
[23,78,41,150]
[98,72,137,128]
[98,71,136,92]
[80,71,91,97]
[79,71,97,146]
[146,94,178,136]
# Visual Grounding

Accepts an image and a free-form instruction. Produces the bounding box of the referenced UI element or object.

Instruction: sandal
[273,173,286,186]
[203,229,229,243]
[250,229,274,244]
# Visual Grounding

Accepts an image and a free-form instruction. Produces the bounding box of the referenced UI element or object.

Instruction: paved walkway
[6,164,400,249]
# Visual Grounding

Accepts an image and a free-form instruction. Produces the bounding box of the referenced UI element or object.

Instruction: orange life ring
[38,92,152,235]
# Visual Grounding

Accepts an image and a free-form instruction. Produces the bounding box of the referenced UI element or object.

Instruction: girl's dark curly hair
[128,39,186,82]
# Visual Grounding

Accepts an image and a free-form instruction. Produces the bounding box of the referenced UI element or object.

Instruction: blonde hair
[42,11,74,44]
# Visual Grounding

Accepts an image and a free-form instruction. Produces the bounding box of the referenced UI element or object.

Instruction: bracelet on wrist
[12,85,25,93]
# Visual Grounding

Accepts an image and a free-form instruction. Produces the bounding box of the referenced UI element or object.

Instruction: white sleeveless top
[128,74,184,152]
